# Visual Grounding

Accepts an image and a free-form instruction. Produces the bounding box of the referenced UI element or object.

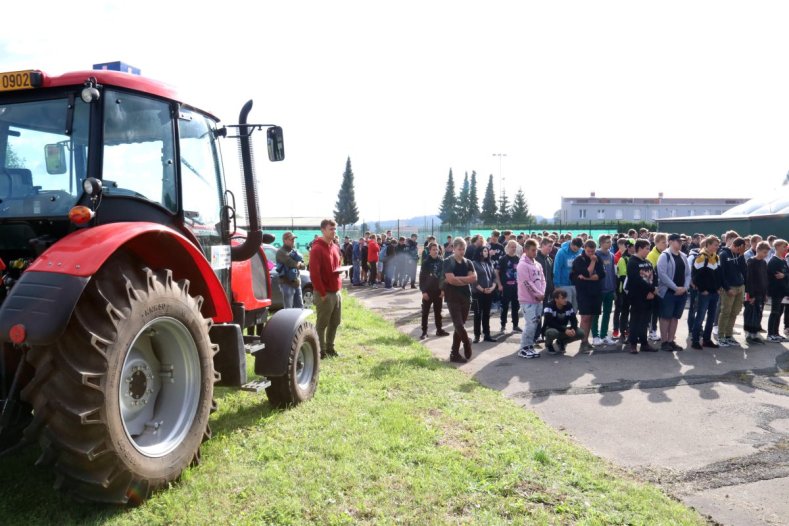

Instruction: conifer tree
[498,188,511,224]
[333,156,360,229]
[438,168,458,226]
[468,170,480,224]
[480,174,498,226]
[510,187,530,224]
[457,172,471,225]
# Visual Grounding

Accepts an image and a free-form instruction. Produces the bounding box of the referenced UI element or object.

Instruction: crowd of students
[347,228,789,364]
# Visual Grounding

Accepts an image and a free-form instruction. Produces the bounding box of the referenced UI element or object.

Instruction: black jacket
[746,258,768,300]
[542,300,578,334]
[536,252,554,298]
[719,247,746,290]
[767,255,789,298]
[691,251,721,294]
[626,255,656,302]
[570,253,605,297]
[419,255,443,294]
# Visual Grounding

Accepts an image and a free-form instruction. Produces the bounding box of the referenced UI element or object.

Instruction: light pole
[492,153,507,213]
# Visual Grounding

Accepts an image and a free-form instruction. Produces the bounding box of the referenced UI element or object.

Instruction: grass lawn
[0,294,705,525]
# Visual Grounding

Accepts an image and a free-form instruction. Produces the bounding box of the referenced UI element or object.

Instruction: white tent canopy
[722,185,789,217]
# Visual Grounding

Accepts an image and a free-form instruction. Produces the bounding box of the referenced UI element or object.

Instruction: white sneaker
[517,346,540,359]
[712,326,718,337]
[648,330,660,341]
[717,338,731,348]
[592,337,603,346]
[603,336,618,345]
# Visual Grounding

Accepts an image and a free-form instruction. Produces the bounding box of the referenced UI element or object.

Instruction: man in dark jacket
[717,237,747,347]
[626,239,657,353]
[276,231,305,309]
[690,236,722,349]
[744,241,770,344]
[571,240,605,352]
[541,289,582,354]
[767,239,789,342]
[419,242,450,339]
[498,240,522,333]
[406,234,419,289]
[535,237,555,342]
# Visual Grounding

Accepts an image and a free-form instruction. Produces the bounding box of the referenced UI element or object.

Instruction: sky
[3,1,789,221]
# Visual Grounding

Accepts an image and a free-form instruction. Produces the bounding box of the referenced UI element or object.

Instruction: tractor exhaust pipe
[231,100,263,262]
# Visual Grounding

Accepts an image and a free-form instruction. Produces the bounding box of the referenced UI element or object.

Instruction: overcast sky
[3,1,789,221]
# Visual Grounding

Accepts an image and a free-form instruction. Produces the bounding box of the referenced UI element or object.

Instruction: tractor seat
[0,168,34,199]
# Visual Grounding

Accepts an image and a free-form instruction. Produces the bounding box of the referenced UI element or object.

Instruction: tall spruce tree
[438,168,458,226]
[480,174,498,226]
[498,188,511,224]
[510,187,530,225]
[468,171,480,225]
[333,156,360,230]
[457,172,471,225]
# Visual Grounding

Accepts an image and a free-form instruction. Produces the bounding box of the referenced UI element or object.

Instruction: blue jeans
[520,303,542,348]
[687,288,698,331]
[691,292,718,343]
[352,260,361,284]
[280,282,303,309]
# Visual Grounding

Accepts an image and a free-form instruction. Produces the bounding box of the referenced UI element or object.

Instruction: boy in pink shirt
[517,239,546,358]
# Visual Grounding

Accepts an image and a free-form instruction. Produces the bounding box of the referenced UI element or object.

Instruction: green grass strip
[0,293,704,525]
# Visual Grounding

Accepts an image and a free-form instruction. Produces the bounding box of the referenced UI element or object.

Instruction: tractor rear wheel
[265,321,319,407]
[21,262,216,504]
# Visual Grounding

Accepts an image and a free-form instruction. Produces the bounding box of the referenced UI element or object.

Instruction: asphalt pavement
[348,283,789,526]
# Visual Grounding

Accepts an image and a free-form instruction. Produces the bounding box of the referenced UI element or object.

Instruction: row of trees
[438,169,531,227]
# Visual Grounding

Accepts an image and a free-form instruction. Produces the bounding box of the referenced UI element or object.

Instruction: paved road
[348,284,789,526]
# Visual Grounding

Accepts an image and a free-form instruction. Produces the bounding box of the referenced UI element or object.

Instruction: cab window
[102,90,177,211]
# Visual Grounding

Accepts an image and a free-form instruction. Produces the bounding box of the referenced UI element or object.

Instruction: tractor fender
[255,308,313,377]
[0,222,232,345]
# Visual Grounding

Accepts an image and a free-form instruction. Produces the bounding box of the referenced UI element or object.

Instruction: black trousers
[769,295,786,336]
[500,287,520,327]
[472,293,493,338]
[617,292,630,334]
[628,301,651,345]
[368,263,378,284]
[447,297,471,355]
[421,290,443,332]
[743,298,765,334]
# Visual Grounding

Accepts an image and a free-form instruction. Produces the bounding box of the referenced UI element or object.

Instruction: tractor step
[240,378,272,393]
[243,335,265,354]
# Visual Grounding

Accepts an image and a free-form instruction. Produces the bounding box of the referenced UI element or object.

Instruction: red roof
[41,70,180,101]
[37,70,219,120]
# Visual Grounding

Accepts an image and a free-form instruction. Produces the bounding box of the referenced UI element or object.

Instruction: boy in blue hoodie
[553,237,583,310]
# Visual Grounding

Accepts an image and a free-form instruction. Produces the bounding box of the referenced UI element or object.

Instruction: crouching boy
[541,289,584,355]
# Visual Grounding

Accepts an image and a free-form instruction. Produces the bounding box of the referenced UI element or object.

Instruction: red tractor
[0,68,320,503]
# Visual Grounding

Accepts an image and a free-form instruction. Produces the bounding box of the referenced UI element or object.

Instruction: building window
[670,209,677,217]
[633,209,641,220]
[651,209,659,219]
[703,209,710,216]
[579,209,587,219]
[597,209,605,219]
[714,210,721,215]
[689,210,695,216]
[615,209,623,219]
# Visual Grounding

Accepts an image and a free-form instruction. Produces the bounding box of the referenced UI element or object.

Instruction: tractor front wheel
[265,321,320,408]
[21,262,216,504]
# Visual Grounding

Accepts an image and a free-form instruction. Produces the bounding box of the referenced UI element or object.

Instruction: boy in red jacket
[309,219,343,358]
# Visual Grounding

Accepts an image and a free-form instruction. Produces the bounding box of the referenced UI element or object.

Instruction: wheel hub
[119,317,200,457]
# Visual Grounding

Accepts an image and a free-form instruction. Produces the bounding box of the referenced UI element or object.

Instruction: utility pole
[492,153,507,214]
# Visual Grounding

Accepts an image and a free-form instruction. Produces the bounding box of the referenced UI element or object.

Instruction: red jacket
[367,240,380,263]
[309,238,343,297]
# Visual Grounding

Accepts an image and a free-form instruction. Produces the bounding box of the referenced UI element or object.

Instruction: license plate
[0,70,36,92]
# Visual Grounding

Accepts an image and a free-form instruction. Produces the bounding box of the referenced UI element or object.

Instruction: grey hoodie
[657,248,692,298]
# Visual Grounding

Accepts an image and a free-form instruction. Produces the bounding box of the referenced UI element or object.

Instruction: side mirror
[44,143,67,174]
[266,126,285,162]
